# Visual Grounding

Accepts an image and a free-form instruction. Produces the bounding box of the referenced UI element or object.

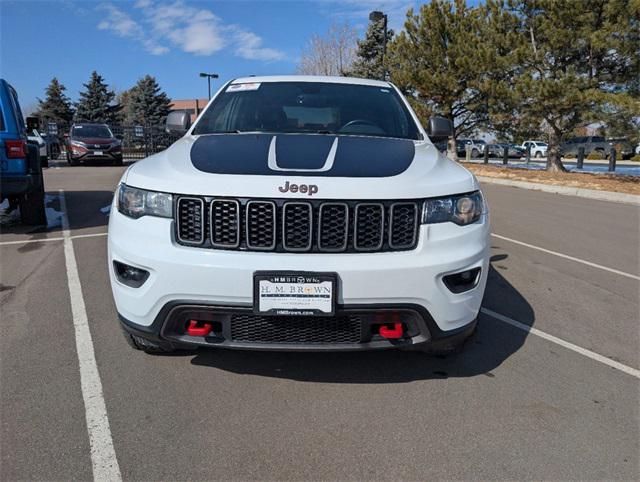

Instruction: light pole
[369,10,388,80]
[199,72,219,99]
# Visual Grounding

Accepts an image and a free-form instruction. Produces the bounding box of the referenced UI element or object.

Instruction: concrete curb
[476,176,640,205]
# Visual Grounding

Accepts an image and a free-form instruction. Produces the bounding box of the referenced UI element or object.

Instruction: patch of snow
[464,158,640,176]
[45,194,63,228]
[0,199,20,226]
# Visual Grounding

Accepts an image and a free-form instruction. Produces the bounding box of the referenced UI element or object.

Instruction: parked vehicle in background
[66,123,123,165]
[26,129,47,163]
[521,140,548,158]
[485,143,525,159]
[41,132,61,158]
[559,136,612,159]
[458,139,485,158]
[606,137,634,160]
[0,79,46,224]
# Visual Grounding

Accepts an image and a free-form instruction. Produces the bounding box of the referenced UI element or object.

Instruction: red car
[66,123,123,165]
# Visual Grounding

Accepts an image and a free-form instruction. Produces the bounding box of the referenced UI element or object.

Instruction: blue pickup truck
[0,79,46,225]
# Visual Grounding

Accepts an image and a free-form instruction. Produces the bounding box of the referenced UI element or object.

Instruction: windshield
[193,81,421,140]
[72,125,113,138]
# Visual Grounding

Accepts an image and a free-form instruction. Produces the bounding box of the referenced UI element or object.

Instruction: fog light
[443,267,481,294]
[113,261,149,288]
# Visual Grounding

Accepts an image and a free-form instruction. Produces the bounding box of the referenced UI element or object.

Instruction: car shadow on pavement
[0,190,113,239]
[190,254,535,382]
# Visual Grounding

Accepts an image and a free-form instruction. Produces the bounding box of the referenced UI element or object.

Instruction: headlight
[422,191,484,226]
[117,184,173,219]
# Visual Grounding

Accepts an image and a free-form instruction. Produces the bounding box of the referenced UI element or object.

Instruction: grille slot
[354,203,384,251]
[389,202,418,249]
[282,202,312,251]
[176,197,420,253]
[318,203,348,252]
[176,197,204,244]
[230,314,362,344]
[210,199,240,248]
[246,201,276,250]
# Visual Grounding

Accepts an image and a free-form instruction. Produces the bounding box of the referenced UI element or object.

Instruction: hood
[124,133,478,200]
[190,134,415,177]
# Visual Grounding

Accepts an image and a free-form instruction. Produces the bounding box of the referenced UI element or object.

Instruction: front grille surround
[282,202,313,251]
[354,203,385,252]
[388,202,419,249]
[176,197,205,245]
[175,196,421,253]
[245,200,277,250]
[318,202,349,252]
[210,199,240,248]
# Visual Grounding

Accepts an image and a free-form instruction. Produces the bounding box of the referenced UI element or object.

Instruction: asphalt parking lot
[1,159,638,480]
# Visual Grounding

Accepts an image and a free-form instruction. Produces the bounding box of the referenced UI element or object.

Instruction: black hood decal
[190,133,415,177]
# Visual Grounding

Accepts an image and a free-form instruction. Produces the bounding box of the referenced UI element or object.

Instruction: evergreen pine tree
[501,0,638,171]
[388,0,489,159]
[129,75,172,126]
[350,17,393,80]
[35,78,74,132]
[74,71,120,124]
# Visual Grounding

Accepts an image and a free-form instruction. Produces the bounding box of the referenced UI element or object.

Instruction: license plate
[93,150,103,156]
[254,272,337,316]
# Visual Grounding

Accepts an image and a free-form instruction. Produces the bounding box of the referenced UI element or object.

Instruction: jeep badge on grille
[278,181,318,196]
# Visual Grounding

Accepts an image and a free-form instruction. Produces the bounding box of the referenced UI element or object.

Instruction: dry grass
[464,163,640,195]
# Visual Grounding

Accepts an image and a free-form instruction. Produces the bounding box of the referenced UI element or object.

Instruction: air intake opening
[443,267,481,294]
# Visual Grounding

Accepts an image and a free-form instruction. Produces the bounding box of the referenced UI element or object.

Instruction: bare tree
[297,23,358,76]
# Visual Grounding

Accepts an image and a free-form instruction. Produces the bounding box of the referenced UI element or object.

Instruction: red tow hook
[379,322,404,339]
[186,320,212,336]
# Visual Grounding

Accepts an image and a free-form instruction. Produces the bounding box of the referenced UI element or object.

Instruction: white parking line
[0,232,107,247]
[491,233,640,281]
[59,190,122,481]
[481,307,640,379]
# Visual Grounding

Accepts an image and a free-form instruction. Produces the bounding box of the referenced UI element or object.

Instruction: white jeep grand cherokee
[108,76,490,354]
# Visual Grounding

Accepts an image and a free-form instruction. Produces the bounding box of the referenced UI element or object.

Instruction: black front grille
[389,203,418,249]
[210,199,240,247]
[230,314,362,344]
[355,203,384,251]
[175,197,421,253]
[283,203,312,251]
[246,201,276,249]
[177,197,204,244]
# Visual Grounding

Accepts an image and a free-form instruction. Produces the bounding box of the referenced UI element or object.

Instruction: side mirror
[428,116,453,141]
[166,110,192,136]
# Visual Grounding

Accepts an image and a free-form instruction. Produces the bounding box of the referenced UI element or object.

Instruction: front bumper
[108,207,490,351]
[70,149,122,161]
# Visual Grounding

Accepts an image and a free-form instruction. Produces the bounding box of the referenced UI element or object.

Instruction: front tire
[122,330,175,354]
[471,149,479,158]
[402,321,477,356]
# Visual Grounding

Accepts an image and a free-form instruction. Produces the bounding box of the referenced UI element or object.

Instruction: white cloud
[95,1,286,61]
[233,30,287,62]
[97,4,141,38]
[96,3,168,55]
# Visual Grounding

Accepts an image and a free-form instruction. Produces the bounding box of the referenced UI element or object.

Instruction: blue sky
[1,0,423,111]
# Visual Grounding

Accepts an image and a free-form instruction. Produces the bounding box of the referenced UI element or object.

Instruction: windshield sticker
[227,83,261,92]
[380,89,390,93]
[75,125,83,128]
